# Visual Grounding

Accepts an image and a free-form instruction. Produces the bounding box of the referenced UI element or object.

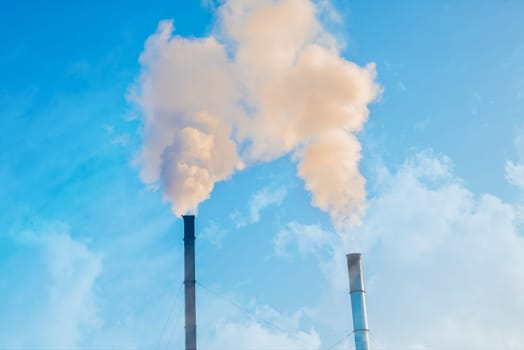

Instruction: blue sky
[1,0,524,349]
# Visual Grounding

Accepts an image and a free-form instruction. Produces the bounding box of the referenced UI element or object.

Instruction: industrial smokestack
[346,253,370,350]
[183,215,197,350]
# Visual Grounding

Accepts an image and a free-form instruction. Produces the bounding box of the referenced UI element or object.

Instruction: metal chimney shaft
[346,253,370,350]
[183,215,197,350]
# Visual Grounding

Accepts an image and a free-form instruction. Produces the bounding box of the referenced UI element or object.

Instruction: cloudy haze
[1,0,523,349]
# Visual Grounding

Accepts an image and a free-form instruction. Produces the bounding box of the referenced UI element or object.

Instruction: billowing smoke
[131,0,380,226]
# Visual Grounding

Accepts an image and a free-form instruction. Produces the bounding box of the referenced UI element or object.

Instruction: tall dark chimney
[346,253,370,350]
[183,215,197,350]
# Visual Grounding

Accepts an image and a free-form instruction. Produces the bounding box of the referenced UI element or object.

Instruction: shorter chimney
[346,253,370,350]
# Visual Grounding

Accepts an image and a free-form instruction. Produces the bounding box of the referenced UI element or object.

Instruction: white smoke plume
[132,0,380,226]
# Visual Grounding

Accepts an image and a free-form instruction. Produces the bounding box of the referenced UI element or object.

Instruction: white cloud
[233,186,288,228]
[505,160,524,189]
[1,222,102,349]
[103,123,130,146]
[317,0,342,24]
[201,0,216,9]
[274,221,333,257]
[200,220,230,247]
[196,285,321,350]
[505,128,524,190]
[248,186,287,224]
[111,133,130,146]
[277,151,524,349]
[204,320,320,350]
[7,149,524,350]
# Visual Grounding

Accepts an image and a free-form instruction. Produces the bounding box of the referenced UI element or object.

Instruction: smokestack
[346,253,370,350]
[183,215,197,350]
